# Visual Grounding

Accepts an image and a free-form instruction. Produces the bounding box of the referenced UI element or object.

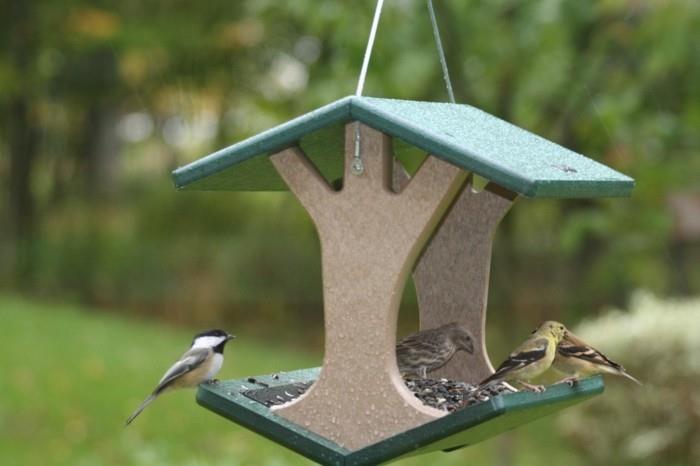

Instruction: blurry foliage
[559,291,700,466]
[0,0,699,339]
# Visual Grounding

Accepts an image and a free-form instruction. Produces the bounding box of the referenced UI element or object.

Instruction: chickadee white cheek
[192,335,228,349]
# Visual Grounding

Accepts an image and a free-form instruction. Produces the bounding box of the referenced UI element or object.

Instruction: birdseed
[404,377,515,412]
[240,377,514,412]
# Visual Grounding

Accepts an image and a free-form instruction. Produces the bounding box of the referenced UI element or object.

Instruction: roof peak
[173,96,633,198]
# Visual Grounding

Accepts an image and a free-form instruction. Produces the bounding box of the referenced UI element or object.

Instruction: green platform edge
[172,96,634,198]
[196,368,604,466]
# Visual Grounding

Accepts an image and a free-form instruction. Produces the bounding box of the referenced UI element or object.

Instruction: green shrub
[558,291,700,466]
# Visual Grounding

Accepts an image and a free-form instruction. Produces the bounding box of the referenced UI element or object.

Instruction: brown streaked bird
[553,331,641,386]
[125,329,235,426]
[396,322,475,379]
[479,321,567,392]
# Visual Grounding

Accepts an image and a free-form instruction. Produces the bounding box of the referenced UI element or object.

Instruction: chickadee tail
[125,393,158,426]
[619,370,642,386]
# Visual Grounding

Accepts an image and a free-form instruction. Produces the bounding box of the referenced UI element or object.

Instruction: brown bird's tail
[619,370,642,386]
[125,393,157,426]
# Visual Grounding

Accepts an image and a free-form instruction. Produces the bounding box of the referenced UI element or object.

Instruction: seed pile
[404,378,515,412]
[241,377,515,412]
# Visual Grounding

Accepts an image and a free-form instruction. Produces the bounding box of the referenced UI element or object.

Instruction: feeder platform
[197,369,604,466]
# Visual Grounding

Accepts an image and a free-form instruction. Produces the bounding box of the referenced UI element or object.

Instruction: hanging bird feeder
[171,2,633,465]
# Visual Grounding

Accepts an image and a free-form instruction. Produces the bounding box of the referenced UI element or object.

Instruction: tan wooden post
[393,165,516,382]
[409,174,516,382]
[269,123,467,450]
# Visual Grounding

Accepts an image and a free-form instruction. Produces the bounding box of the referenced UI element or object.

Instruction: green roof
[172,96,634,198]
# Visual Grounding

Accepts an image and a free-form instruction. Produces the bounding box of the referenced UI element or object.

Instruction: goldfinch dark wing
[557,341,624,371]
[481,338,549,384]
[154,347,211,394]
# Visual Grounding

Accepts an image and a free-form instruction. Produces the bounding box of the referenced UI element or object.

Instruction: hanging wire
[352,0,455,175]
[352,0,385,175]
[356,0,385,96]
[427,0,456,103]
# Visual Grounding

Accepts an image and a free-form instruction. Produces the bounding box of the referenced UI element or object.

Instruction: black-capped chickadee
[125,328,235,426]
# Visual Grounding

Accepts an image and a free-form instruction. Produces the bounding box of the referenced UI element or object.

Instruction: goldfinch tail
[619,370,642,386]
[125,393,157,426]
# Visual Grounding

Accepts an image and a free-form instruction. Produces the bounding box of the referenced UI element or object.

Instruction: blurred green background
[1,0,698,465]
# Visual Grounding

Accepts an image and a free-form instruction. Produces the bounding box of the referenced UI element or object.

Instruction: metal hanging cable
[352,0,385,175]
[356,0,385,97]
[352,0,456,175]
[427,0,456,103]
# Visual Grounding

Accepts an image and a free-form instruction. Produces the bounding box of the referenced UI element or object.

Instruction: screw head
[351,157,364,175]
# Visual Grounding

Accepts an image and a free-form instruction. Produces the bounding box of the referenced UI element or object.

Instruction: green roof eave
[172,96,634,198]
[171,96,353,191]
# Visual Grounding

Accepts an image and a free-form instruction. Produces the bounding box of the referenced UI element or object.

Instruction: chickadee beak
[227,334,236,341]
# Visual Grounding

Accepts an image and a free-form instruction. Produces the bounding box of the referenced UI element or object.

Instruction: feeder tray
[173,96,632,462]
[197,369,604,466]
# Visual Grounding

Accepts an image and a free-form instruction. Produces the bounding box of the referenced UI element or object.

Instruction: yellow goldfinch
[479,321,567,392]
[553,331,641,386]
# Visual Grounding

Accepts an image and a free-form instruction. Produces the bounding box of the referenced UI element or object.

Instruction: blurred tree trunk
[6,0,39,284]
[79,103,103,197]
[8,98,39,273]
[71,46,121,199]
[77,104,122,198]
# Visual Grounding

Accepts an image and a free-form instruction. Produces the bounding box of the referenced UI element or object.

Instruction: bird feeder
[172,96,633,465]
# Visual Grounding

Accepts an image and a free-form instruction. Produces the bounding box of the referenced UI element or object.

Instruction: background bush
[559,292,700,465]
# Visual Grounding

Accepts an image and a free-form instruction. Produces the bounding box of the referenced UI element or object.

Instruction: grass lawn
[0,295,588,466]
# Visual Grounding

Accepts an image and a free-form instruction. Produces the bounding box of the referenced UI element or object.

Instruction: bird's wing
[482,337,549,384]
[558,335,641,384]
[558,339,623,371]
[396,337,440,355]
[395,329,452,374]
[396,328,445,354]
[154,347,211,394]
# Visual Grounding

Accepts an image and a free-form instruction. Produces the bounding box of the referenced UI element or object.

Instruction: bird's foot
[557,377,579,387]
[520,382,546,392]
[204,378,221,385]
